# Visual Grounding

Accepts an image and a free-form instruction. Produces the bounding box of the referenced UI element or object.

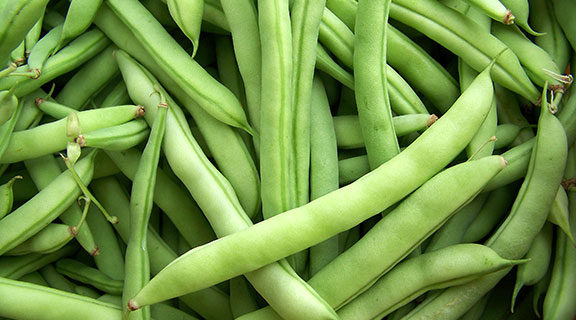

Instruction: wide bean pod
[55,259,123,295]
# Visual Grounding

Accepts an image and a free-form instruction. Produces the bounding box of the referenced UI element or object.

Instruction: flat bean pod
[59,0,104,50]
[166,0,203,58]
[5,223,75,256]
[0,175,21,219]
[56,258,123,295]
[27,24,63,77]
[78,120,150,151]
[0,243,77,279]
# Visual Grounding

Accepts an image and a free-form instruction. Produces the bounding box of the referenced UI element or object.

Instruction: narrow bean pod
[58,0,104,50]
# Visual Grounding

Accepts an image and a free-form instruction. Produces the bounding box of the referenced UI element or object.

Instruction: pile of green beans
[0,0,575,319]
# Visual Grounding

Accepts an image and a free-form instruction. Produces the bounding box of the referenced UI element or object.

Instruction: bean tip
[503,11,515,25]
[135,106,146,118]
[91,246,100,257]
[127,299,140,311]
[34,97,44,107]
[75,135,86,147]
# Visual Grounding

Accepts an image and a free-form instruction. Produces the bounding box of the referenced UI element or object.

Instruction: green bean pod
[529,0,571,73]
[402,86,568,320]
[77,120,150,151]
[354,0,399,168]
[500,0,541,35]
[0,104,143,163]
[338,155,370,186]
[10,41,26,66]
[0,175,21,219]
[290,0,326,207]
[0,96,23,159]
[0,0,49,63]
[0,90,18,126]
[494,123,522,149]
[19,271,48,287]
[0,276,121,320]
[460,0,514,24]
[5,223,76,256]
[462,185,516,243]
[55,45,119,108]
[0,243,78,279]
[315,43,354,89]
[55,259,122,295]
[390,0,539,103]
[24,13,43,55]
[333,114,437,150]
[543,189,576,319]
[58,0,104,51]
[123,98,167,320]
[511,222,553,309]
[309,76,340,277]
[491,23,564,88]
[166,0,203,58]
[0,151,97,255]
[27,24,63,77]
[548,186,576,243]
[104,148,215,248]
[0,29,110,97]
[86,205,124,281]
[129,62,497,307]
[552,0,576,52]
[99,81,130,108]
[105,0,253,134]
[425,193,489,253]
[219,0,261,133]
[337,244,525,320]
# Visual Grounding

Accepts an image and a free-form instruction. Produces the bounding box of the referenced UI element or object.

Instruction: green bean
[78,120,150,151]
[460,0,514,24]
[24,155,98,255]
[27,24,63,77]
[500,0,541,35]
[166,0,203,58]
[0,175,21,219]
[10,41,26,66]
[129,63,497,307]
[315,44,354,89]
[55,45,119,108]
[55,258,122,295]
[19,271,48,287]
[14,89,44,131]
[548,186,576,243]
[24,12,44,56]
[425,193,489,253]
[459,294,490,320]
[511,223,553,310]
[0,89,18,126]
[74,285,101,299]
[91,177,233,320]
[116,47,339,320]
[491,23,566,88]
[552,0,576,52]
[86,205,124,280]
[309,76,340,277]
[462,185,516,243]
[0,151,97,255]
[333,114,437,150]
[529,0,571,73]
[0,104,143,163]
[354,0,399,168]
[290,0,326,208]
[123,94,167,320]
[99,80,130,108]
[338,244,525,320]
[229,277,259,318]
[0,0,49,64]
[0,243,78,279]
[105,0,253,134]
[105,148,215,248]
[402,86,568,319]
[494,123,522,149]
[214,37,247,107]
[338,155,370,185]
[495,85,534,146]
[39,265,75,292]
[390,0,539,102]
[0,29,110,97]
[543,195,576,320]
[58,0,104,51]
[219,0,261,133]
[5,223,76,256]
[0,277,122,320]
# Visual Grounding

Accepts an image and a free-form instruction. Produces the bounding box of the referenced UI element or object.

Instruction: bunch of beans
[0,0,575,319]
